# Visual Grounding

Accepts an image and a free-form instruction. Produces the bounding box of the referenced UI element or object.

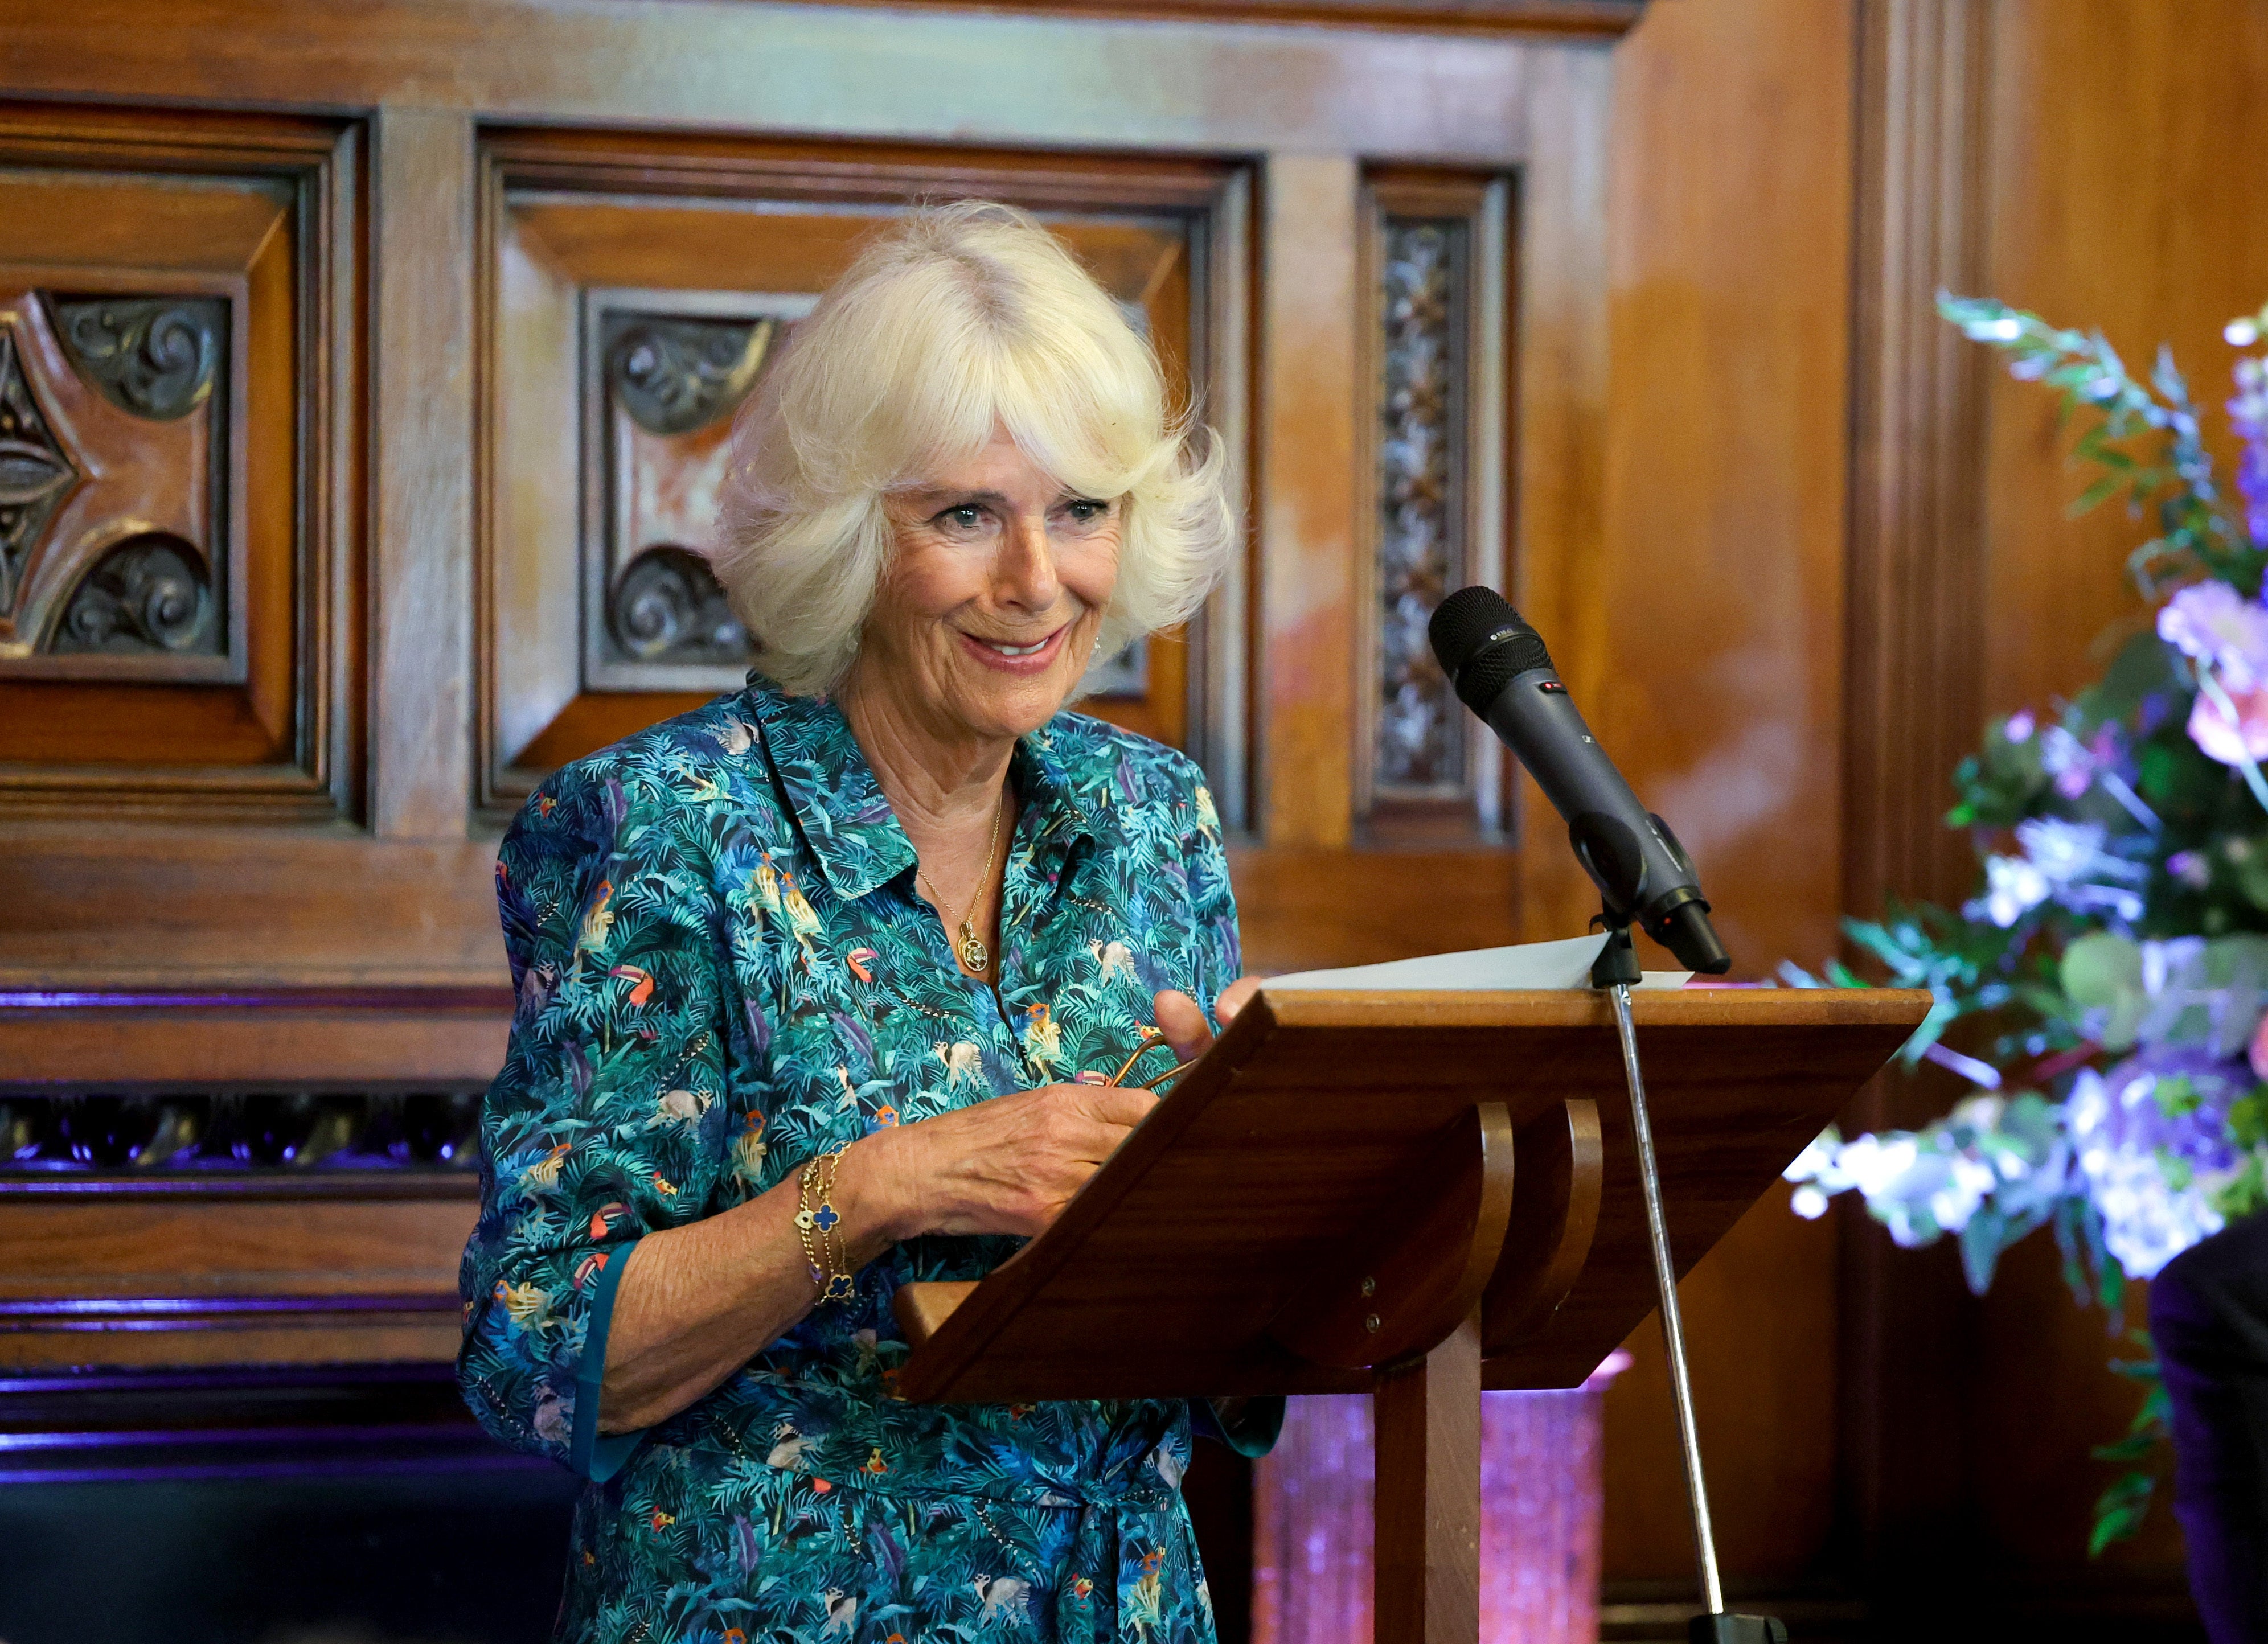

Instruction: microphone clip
[1589,913,1643,990]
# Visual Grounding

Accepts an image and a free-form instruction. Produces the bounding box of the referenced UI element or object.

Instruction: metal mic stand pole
[1590,920,1787,1644]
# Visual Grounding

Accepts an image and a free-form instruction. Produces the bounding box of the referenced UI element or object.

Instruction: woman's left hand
[1151,975,1264,1067]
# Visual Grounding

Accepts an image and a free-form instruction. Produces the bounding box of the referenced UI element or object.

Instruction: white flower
[1928,1153,1999,1235]
[1968,854,2050,928]
[2013,817,2107,884]
[2066,1067,2228,1278]
[1790,1184,1830,1220]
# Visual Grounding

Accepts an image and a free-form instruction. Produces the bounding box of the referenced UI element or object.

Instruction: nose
[993,507,1062,613]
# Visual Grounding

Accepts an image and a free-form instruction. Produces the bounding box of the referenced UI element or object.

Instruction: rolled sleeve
[457,766,732,1474]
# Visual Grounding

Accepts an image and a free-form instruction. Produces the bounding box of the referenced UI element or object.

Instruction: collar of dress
[741,680,1096,903]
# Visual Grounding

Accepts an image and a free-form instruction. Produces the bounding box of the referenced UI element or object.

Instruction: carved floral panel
[0,290,234,678]
[1373,218,1470,797]
[584,294,807,693]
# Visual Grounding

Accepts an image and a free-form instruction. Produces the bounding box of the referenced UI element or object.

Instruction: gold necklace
[918,791,1006,975]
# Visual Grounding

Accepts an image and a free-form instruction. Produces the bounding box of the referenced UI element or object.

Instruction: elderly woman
[459,202,1272,1644]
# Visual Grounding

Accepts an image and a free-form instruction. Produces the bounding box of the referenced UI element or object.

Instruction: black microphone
[1428,586,1730,975]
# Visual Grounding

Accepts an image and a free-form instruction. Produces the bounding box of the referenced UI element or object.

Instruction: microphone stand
[1590,919,1788,1644]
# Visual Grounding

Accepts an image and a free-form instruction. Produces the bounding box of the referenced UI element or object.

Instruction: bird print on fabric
[459,679,1241,1643]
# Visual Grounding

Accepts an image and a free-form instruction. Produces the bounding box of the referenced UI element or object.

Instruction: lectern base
[1374,1308,1483,1644]
[1689,1615,1790,1644]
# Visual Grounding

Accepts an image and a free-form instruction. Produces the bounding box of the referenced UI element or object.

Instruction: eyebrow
[909,487,1106,510]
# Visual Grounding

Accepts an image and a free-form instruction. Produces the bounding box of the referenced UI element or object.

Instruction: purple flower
[2068,1043,2251,1276]
[2230,355,2268,545]
[2084,1043,2246,1174]
[2159,580,2268,690]
[2040,723,2119,800]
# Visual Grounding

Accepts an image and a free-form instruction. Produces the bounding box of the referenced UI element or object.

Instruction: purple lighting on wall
[1251,1355,1626,1644]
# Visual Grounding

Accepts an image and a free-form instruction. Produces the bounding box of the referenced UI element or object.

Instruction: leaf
[2087,631,2182,721]
[1959,1207,2011,1294]
[2090,1429,2161,1463]
[2072,473,2126,516]
[2090,1471,2156,1557]
[2060,932,2143,1008]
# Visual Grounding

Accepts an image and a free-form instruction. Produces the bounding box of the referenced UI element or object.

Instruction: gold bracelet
[794,1145,856,1303]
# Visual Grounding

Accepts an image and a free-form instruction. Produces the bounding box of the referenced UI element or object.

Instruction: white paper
[1263,934,1691,993]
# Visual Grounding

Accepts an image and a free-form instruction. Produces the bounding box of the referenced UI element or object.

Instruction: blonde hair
[711,200,1234,696]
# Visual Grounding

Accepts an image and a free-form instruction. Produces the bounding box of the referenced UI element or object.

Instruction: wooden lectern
[893,985,1931,1641]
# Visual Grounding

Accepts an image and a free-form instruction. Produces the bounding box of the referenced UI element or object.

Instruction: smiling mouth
[960,625,1065,661]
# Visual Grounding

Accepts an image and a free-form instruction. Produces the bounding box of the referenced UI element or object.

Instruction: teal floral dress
[458,680,1274,1644]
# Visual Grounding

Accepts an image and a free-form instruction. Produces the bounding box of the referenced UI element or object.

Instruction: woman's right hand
[852,1082,1158,1242]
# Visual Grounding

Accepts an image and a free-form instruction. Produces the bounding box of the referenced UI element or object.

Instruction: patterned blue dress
[458,680,1275,1643]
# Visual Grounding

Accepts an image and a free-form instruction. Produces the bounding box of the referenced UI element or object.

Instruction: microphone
[1428,586,1730,975]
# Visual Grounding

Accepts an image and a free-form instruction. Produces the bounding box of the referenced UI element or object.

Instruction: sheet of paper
[1262,933,1691,993]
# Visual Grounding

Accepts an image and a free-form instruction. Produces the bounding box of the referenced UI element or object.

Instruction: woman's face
[856,426,1122,747]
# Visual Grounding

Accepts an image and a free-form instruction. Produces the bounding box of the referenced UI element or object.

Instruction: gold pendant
[957,924,990,973]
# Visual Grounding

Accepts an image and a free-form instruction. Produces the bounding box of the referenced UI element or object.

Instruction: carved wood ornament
[0,291,228,671]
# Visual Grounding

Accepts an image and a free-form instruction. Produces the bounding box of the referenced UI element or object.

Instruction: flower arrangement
[1785,293,2268,1552]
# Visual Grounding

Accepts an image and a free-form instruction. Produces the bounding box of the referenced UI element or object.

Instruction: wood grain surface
[0,995,510,1087]
[1373,1309,1484,1644]
[372,107,475,840]
[895,985,1929,1403]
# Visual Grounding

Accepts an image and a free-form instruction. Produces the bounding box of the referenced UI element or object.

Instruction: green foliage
[1938,294,2257,597]
[2089,1339,2172,1557]
[1796,296,2268,1560]
[1835,899,2048,1066]
[1949,712,2052,829]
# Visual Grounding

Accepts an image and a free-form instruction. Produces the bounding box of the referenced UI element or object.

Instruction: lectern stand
[893,985,1930,1641]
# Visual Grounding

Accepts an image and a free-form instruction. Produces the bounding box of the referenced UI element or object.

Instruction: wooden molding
[0,990,511,1086]
[1837,0,1994,1589]
[1842,0,1992,924]
[0,2,1564,161]
[829,0,1648,38]
[372,108,476,840]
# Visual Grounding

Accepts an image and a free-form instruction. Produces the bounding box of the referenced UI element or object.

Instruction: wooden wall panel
[1257,155,1361,849]
[372,108,475,841]
[0,1,1569,158]
[1829,0,2268,1631]
[1509,44,1617,943]
[855,0,1647,32]
[1593,0,1857,1598]
[0,3,1874,1635]
[0,106,360,822]
[1953,0,2268,1612]
[1834,1,1995,1613]
[477,133,1240,811]
[1979,0,2268,724]
[0,1189,474,1371]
